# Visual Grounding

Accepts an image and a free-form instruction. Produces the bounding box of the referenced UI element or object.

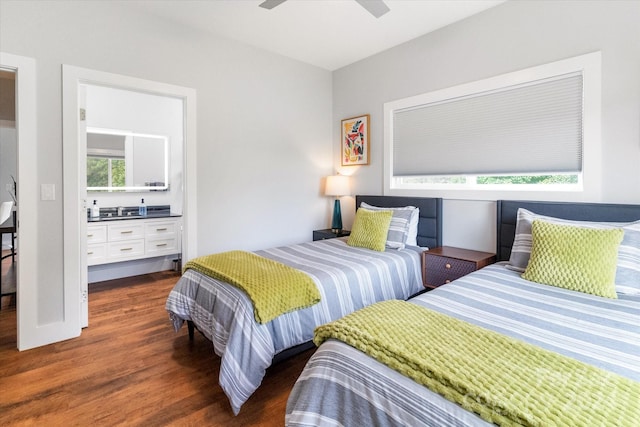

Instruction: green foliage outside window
[476,175,578,185]
[112,159,125,186]
[87,158,107,187]
[401,176,466,184]
[87,157,125,187]
[398,174,579,186]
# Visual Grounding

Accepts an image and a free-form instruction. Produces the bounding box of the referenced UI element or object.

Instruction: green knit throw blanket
[314,300,640,426]
[184,250,320,324]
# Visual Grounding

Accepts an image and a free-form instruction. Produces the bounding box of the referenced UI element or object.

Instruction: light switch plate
[41,183,56,201]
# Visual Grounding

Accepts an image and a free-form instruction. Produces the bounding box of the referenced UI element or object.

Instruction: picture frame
[341,114,370,166]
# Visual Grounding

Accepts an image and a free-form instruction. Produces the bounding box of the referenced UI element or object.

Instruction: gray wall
[334,0,640,251]
[0,1,332,325]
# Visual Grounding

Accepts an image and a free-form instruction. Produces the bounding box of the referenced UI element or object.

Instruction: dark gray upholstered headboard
[356,195,443,249]
[496,200,640,262]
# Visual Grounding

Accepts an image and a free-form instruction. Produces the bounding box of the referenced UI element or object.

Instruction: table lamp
[325,174,350,233]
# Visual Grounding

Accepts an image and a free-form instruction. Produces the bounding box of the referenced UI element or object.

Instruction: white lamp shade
[325,175,350,197]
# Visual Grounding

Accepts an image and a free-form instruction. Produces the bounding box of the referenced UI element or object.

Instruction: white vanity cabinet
[87,217,181,266]
[145,220,180,256]
[87,224,108,265]
[107,221,145,262]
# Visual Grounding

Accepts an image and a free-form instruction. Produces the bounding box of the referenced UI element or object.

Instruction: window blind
[392,72,583,176]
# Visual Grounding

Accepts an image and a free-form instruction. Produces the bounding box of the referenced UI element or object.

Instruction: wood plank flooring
[0,270,315,426]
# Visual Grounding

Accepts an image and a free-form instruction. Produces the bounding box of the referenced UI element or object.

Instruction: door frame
[62,65,197,330]
[0,52,42,350]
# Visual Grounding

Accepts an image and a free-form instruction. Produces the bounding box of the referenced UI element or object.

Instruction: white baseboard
[88,255,179,283]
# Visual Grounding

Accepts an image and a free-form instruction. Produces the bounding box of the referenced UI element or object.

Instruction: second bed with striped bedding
[286,263,640,426]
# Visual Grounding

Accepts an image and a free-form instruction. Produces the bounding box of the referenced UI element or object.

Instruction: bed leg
[187,320,194,341]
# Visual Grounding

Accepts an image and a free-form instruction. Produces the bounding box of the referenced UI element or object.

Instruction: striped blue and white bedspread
[165,238,423,415]
[286,263,640,426]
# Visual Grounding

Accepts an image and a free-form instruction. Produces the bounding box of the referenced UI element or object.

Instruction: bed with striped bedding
[285,263,640,426]
[165,238,423,415]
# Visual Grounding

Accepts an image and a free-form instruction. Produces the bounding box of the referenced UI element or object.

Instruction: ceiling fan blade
[259,0,287,10]
[354,0,390,18]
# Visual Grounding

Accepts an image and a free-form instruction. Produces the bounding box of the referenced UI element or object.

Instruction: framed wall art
[341,114,370,166]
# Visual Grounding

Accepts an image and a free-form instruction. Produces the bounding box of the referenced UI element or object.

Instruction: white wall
[334,0,640,252]
[0,1,332,325]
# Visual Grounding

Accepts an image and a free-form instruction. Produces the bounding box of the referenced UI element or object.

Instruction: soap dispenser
[139,198,147,216]
[91,200,100,218]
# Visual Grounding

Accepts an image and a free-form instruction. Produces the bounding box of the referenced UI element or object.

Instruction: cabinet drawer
[108,239,145,260]
[146,237,179,255]
[87,225,107,244]
[108,223,145,242]
[87,243,107,266]
[424,255,476,287]
[145,221,178,238]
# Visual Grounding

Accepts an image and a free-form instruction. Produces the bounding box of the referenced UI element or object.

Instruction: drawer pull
[156,227,168,231]
[445,263,451,269]
[120,230,133,234]
[120,247,133,251]
[87,251,93,255]
[156,243,168,247]
[87,234,93,237]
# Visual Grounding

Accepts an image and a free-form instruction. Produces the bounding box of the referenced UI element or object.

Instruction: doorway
[0,69,17,310]
[62,65,197,330]
[0,52,39,351]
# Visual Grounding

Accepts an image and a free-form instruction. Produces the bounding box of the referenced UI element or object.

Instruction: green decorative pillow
[522,220,624,298]
[347,208,393,252]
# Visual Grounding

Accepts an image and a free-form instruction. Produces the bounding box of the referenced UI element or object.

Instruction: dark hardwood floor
[0,269,314,426]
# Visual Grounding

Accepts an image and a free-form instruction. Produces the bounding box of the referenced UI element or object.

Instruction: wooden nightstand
[313,229,351,241]
[422,246,496,289]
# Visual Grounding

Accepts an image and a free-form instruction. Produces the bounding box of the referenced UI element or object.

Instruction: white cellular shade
[392,73,583,176]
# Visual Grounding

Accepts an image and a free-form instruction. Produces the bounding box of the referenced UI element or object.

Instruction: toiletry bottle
[91,200,100,218]
[139,198,147,216]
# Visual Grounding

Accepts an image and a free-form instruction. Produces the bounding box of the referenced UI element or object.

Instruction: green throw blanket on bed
[314,300,640,427]
[184,250,320,324]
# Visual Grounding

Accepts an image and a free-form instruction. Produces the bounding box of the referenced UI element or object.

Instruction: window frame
[383,51,602,202]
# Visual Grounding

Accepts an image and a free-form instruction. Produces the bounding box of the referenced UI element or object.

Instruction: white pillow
[360,202,419,249]
[406,208,419,246]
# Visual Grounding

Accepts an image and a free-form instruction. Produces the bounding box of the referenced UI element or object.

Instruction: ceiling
[129,0,506,71]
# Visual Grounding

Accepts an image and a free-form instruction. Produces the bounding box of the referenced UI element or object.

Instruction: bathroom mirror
[86,127,168,192]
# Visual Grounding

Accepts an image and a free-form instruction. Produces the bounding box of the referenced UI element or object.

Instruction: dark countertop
[87,213,181,223]
[87,204,181,222]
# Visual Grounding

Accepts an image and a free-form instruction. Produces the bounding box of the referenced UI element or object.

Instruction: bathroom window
[87,156,125,188]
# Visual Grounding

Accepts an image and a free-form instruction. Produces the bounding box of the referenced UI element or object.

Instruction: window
[87,156,125,188]
[383,52,602,200]
[86,128,127,190]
